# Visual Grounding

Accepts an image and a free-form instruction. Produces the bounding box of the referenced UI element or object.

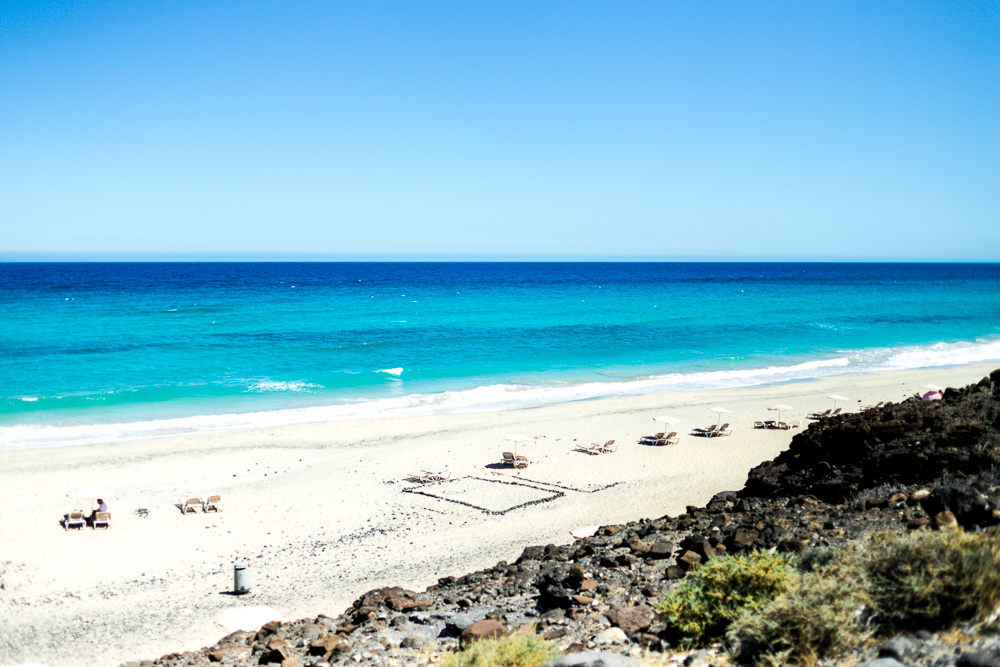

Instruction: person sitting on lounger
[88,498,108,526]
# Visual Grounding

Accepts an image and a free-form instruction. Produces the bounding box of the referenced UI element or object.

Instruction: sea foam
[2,335,999,451]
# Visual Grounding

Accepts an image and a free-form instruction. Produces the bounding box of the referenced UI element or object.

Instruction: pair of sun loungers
[63,510,111,530]
[501,451,535,468]
[181,495,223,514]
[753,420,802,430]
[693,423,733,437]
[404,469,452,483]
[643,431,679,446]
[808,407,842,419]
[574,439,618,455]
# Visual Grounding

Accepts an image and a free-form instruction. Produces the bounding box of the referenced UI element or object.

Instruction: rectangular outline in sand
[402,476,564,515]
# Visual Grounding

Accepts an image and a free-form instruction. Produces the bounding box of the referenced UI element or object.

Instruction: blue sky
[1,2,997,261]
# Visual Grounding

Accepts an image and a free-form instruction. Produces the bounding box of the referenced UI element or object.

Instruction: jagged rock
[677,551,702,572]
[459,619,508,648]
[647,540,674,559]
[258,636,292,664]
[349,587,429,623]
[933,510,959,530]
[627,538,649,554]
[605,605,654,635]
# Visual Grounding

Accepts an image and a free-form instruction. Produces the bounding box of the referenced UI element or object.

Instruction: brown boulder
[308,634,351,658]
[258,636,292,664]
[934,510,958,530]
[606,605,655,636]
[460,619,509,648]
[677,550,702,572]
[351,586,429,622]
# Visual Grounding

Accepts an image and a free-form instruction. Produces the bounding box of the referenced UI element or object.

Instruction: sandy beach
[1,362,997,667]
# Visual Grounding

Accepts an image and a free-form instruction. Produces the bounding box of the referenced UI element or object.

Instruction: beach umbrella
[826,394,849,409]
[710,406,731,428]
[216,606,282,632]
[767,404,793,424]
[504,433,532,456]
[77,487,114,511]
[655,415,681,427]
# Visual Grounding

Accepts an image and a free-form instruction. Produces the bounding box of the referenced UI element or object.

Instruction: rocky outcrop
[743,369,1000,503]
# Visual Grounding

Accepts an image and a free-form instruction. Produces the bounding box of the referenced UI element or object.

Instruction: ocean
[2,262,999,450]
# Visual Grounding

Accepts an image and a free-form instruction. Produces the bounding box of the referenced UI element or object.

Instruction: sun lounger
[574,442,600,455]
[830,407,842,416]
[181,497,205,514]
[808,409,831,419]
[64,510,86,530]
[862,401,886,411]
[694,425,717,436]
[598,439,617,453]
[93,511,111,529]
[649,431,678,445]
[422,469,452,482]
[655,432,679,446]
[712,423,732,437]
[514,455,534,468]
[786,420,801,429]
[501,451,517,466]
[204,495,223,512]
[405,471,430,483]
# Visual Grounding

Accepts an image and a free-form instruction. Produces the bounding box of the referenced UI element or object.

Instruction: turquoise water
[2,262,999,449]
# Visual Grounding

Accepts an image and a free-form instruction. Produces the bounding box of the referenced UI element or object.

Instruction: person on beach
[88,498,108,526]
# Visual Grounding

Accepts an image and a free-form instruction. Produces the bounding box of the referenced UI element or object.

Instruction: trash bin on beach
[234,561,251,594]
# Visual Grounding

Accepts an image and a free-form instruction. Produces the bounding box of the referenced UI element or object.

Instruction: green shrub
[794,546,838,573]
[656,551,793,647]
[441,635,560,667]
[865,528,1000,632]
[729,552,871,666]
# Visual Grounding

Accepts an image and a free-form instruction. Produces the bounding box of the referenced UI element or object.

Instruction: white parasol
[655,415,681,426]
[77,487,114,510]
[216,606,282,632]
[503,433,532,456]
[767,404,793,423]
[826,394,849,409]
[710,406,731,428]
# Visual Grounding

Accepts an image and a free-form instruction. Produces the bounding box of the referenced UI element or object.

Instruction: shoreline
[5,332,1000,452]
[1,361,997,666]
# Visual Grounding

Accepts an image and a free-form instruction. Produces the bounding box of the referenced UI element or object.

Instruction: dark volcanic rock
[920,484,1000,530]
[743,372,1000,503]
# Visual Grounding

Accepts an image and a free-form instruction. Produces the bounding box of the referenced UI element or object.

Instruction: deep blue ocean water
[2,262,999,449]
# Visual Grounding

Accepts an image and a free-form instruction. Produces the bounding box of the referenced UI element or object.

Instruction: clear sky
[1,1,997,261]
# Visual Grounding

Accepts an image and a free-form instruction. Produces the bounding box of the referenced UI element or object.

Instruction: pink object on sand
[921,390,943,402]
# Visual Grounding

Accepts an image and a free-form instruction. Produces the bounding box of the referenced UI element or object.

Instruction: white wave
[3,336,999,452]
[20,397,38,402]
[376,368,403,376]
[244,381,321,393]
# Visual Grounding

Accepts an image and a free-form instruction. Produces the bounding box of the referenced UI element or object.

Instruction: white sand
[0,363,995,667]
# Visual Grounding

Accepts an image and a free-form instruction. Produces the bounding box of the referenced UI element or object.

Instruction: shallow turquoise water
[2,262,999,448]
